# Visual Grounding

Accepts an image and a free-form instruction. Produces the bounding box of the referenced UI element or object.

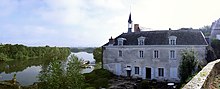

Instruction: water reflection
[0,52,94,86]
[0,66,41,86]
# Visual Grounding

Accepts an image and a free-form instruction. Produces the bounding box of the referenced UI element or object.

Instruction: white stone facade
[103,45,207,82]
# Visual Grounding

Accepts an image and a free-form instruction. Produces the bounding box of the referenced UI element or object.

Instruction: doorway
[146,67,151,79]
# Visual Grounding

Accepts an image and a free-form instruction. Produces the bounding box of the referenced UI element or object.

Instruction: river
[0,52,95,86]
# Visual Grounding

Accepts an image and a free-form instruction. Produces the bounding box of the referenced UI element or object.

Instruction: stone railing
[182,59,220,89]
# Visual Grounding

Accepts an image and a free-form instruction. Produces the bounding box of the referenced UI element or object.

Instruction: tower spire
[128,12,132,23]
[128,12,132,33]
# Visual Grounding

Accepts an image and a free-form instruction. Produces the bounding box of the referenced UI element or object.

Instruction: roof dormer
[117,38,126,46]
[168,36,177,45]
[138,36,146,45]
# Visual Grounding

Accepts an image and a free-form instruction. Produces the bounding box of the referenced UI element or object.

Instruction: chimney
[108,36,114,46]
[134,24,141,32]
[169,28,172,30]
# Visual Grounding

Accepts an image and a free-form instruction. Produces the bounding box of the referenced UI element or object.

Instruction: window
[158,68,164,77]
[119,50,122,57]
[117,38,126,46]
[170,50,176,59]
[168,36,177,45]
[135,67,139,74]
[139,40,144,45]
[154,50,159,58]
[170,40,176,45]
[139,50,144,58]
[138,36,146,45]
[118,40,123,45]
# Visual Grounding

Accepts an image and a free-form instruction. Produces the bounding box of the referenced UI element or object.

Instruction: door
[146,67,151,79]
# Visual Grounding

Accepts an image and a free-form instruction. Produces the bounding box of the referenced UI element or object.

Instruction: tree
[38,60,64,89]
[199,25,211,36]
[0,53,8,61]
[179,49,198,83]
[66,55,85,89]
[38,55,85,89]
[93,47,102,63]
[211,39,220,58]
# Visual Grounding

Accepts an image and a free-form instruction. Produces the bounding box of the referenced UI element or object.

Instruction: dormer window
[168,36,177,45]
[138,36,146,45]
[117,38,126,46]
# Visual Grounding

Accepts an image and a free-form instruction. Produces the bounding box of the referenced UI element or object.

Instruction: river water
[0,52,95,86]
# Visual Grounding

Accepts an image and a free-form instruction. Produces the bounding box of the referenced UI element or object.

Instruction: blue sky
[0,0,220,47]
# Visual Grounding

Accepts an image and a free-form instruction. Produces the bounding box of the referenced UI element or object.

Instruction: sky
[0,0,220,47]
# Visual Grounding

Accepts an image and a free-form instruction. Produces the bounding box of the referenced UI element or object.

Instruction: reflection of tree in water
[0,58,67,74]
[0,44,71,74]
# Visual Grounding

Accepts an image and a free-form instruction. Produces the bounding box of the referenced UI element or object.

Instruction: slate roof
[104,30,208,46]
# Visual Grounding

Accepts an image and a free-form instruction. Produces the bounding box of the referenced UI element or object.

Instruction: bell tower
[128,13,132,33]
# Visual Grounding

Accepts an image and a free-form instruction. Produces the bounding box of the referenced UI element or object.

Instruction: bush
[93,78,108,88]
[179,49,198,83]
[94,69,113,79]
[84,69,113,88]
[138,80,151,89]
[85,87,96,89]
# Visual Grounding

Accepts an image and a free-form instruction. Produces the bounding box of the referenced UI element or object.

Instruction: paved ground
[108,76,180,89]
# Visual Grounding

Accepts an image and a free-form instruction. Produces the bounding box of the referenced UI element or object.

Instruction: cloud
[1,0,220,47]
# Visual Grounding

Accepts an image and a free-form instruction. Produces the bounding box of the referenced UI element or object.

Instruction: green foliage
[84,69,113,88]
[0,44,70,73]
[211,39,220,59]
[93,78,108,88]
[38,55,85,89]
[66,55,85,89]
[93,47,102,63]
[70,47,95,53]
[38,60,64,89]
[206,46,217,62]
[179,49,198,83]
[85,87,96,89]
[0,53,9,61]
[0,44,70,62]
[199,25,211,36]
[138,80,151,89]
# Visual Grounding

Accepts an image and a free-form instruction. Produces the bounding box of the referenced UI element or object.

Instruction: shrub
[179,49,198,83]
[94,69,113,79]
[93,78,108,88]
[85,87,96,89]
[138,80,151,89]
[83,69,113,88]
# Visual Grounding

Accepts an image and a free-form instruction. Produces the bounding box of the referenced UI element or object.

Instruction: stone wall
[103,45,207,82]
[183,59,220,89]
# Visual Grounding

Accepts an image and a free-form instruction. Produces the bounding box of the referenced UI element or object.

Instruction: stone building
[102,14,208,82]
[211,18,220,40]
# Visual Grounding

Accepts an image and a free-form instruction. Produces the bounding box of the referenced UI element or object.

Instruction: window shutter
[155,68,158,77]
[164,68,166,77]
[139,67,142,75]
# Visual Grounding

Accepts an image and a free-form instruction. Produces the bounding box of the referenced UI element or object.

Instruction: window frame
[170,50,176,59]
[158,68,164,77]
[117,38,126,46]
[153,50,159,58]
[118,40,123,46]
[118,50,122,57]
[134,66,139,74]
[168,36,177,45]
[138,36,146,45]
[139,50,144,58]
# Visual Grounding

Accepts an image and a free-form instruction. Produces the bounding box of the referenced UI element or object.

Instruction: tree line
[0,44,70,62]
[70,47,95,53]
